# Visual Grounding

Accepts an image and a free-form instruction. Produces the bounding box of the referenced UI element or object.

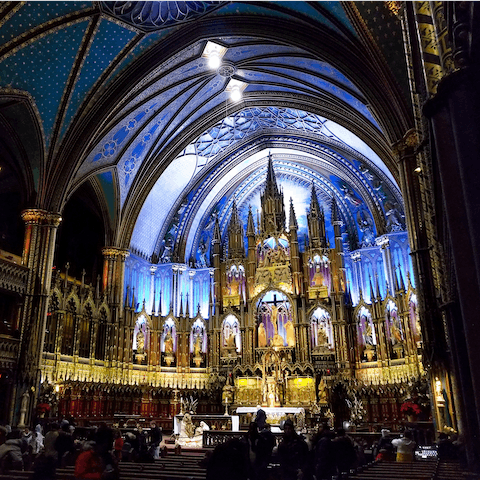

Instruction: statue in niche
[136,331,145,354]
[385,201,404,232]
[317,324,328,346]
[363,320,374,346]
[295,408,306,432]
[160,238,173,263]
[318,378,328,404]
[194,334,203,357]
[312,264,325,286]
[285,320,295,347]
[357,208,375,247]
[226,330,236,349]
[257,269,272,285]
[164,327,174,354]
[258,322,267,347]
[275,267,288,283]
[341,185,362,207]
[359,163,375,181]
[389,313,403,344]
[222,322,238,354]
[270,305,284,347]
[197,240,209,268]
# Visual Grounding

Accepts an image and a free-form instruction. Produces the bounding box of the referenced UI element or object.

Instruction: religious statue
[271,305,279,336]
[271,305,284,347]
[385,201,404,232]
[295,408,306,433]
[312,264,324,286]
[317,325,328,346]
[194,334,203,356]
[164,328,174,354]
[258,322,267,347]
[183,413,195,438]
[390,314,403,344]
[318,378,328,405]
[136,331,145,354]
[225,331,236,349]
[285,320,295,347]
[363,320,374,346]
[195,421,210,436]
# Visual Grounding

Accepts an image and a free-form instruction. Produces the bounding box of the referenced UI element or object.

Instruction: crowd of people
[205,413,465,480]
[0,419,164,479]
[0,413,465,480]
[205,419,361,480]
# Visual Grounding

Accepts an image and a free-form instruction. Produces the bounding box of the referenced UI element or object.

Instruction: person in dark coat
[256,422,276,479]
[314,425,336,480]
[54,422,75,467]
[0,429,26,472]
[149,422,162,459]
[277,419,309,480]
[206,437,249,480]
[333,428,357,477]
[255,408,267,431]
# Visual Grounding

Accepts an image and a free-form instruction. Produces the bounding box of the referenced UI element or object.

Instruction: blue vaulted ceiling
[0,2,410,261]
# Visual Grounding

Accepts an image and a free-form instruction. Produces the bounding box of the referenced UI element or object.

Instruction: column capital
[392,129,420,157]
[101,247,130,260]
[375,235,390,249]
[351,252,362,262]
[21,209,62,227]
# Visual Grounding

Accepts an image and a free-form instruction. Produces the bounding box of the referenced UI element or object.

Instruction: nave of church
[0,1,479,474]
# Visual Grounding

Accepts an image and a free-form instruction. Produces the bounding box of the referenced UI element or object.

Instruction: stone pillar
[150,265,157,315]
[101,247,129,306]
[351,252,363,302]
[189,269,196,314]
[18,209,62,424]
[376,236,394,293]
[101,247,129,366]
[172,265,178,316]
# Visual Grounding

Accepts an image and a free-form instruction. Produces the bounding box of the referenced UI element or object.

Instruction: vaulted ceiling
[0,1,413,269]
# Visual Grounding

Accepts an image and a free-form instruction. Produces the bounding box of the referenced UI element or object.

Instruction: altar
[174,413,240,448]
[236,406,303,431]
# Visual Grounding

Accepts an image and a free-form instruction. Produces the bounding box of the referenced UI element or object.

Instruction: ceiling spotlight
[202,41,227,70]
[208,50,221,69]
[230,85,241,102]
[226,79,247,102]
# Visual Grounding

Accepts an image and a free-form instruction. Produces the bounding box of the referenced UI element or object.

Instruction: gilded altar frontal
[0,1,479,473]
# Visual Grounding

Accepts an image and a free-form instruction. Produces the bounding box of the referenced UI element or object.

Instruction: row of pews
[0,453,477,480]
[0,449,208,480]
[318,459,479,480]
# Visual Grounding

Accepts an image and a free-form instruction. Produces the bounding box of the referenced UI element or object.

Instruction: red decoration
[400,400,421,416]
[36,403,51,414]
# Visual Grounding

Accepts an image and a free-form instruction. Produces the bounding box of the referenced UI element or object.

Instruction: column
[189,269,196,315]
[351,252,363,302]
[150,265,157,315]
[18,209,62,424]
[171,265,178,316]
[376,236,394,293]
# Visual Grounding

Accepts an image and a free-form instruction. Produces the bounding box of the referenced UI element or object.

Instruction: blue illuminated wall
[124,255,211,319]
[345,232,415,305]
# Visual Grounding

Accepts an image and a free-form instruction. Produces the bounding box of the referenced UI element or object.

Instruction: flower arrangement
[36,403,51,414]
[400,400,422,416]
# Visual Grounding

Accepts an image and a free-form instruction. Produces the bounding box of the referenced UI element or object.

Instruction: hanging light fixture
[202,41,227,70]
[226,78,247,102]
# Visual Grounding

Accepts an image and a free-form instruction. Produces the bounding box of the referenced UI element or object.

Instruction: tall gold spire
[260,153,286,235]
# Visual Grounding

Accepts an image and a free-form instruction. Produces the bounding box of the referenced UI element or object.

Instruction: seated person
[392,430,416,462]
